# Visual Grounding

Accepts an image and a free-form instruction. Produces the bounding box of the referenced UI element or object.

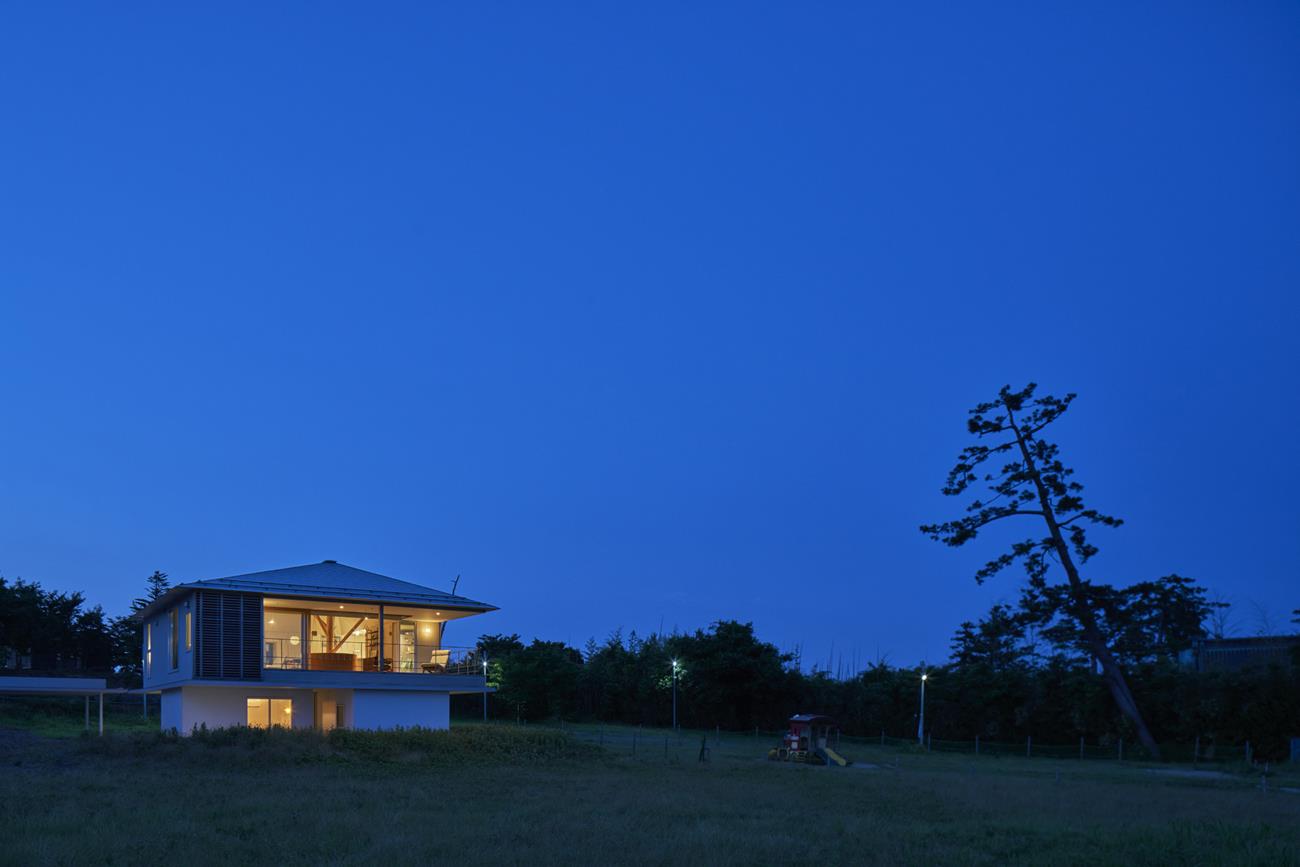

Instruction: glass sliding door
[246,697,293,728]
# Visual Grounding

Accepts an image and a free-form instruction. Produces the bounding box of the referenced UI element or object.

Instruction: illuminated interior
[246,697,293,728]
[262,598,475,672]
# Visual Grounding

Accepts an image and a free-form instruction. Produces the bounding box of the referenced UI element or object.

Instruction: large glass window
[169,608,178,670]
[247,698,292,728]
[263,603,307,669]
[381,605,447,672]
[185,611,192,650]
[260,598,460,673]
[304,602,381,671]
[145,623,152,674]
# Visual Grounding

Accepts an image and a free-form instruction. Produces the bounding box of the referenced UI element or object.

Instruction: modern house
[135,561,497,733]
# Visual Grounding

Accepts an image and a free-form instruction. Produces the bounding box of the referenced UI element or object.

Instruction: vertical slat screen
[194,590,262,680]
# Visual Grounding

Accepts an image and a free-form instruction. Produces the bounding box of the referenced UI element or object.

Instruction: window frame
[169,608,179,670]
[184,610,192,651]
[246,697,292,729]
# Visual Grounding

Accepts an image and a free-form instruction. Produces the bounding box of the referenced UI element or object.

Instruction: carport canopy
[0,677,128,734]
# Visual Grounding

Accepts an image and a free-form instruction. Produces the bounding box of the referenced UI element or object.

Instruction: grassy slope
[0,722,1296,867]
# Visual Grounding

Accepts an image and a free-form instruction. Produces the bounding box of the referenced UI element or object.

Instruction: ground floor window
[247,697,292,728]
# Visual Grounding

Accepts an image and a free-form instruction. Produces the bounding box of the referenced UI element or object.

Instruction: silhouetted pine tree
[921,383,1161,756]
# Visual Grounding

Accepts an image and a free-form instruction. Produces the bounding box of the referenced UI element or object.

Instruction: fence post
[926,733,932,752]
[975,735,980,756]
[1027,736,1031,759]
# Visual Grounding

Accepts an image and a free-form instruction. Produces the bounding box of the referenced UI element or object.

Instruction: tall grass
[76,722,599,766]
[1,722,1296,865]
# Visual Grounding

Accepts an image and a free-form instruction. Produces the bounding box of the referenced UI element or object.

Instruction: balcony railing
[263,639,481,675]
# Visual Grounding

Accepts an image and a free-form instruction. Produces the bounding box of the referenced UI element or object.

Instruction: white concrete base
[171,685,315,734]
[352,690,450,730]
[163,685,450,734]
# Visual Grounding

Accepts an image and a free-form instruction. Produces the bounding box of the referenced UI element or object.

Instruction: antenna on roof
[450,574,461,595]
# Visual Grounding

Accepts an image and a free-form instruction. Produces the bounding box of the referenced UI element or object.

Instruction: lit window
[146,623,152,674]
[246,698,292,728]
[169,609,179,670]
[185,611,192,651]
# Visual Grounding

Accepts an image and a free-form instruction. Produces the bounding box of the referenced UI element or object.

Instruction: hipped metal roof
[134,561,497,621]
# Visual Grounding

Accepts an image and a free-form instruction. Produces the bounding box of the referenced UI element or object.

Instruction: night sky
[2,3,1297,669]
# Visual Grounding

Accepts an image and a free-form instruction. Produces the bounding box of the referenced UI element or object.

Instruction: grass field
[0,709,1296,866]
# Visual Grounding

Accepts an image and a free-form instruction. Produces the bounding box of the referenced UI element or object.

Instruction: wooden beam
[330,617,365,653]
[315,615,332,648]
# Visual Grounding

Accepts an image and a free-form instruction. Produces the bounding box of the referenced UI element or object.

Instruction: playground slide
[821,747,850,767]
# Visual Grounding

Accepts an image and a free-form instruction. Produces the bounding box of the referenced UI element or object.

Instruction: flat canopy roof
[789,714,837,725]
[0,677,127,696]
[136,561,498,620]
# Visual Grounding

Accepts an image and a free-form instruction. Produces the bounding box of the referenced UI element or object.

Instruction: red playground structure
[767,713,851,766]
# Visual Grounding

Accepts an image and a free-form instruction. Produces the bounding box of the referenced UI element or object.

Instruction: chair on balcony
[422,648,451,673]
[362,655,393,672]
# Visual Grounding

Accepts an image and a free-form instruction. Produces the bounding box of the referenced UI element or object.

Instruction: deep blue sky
[2,3,1297,669]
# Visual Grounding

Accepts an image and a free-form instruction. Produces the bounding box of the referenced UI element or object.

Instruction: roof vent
[322,559,337,564]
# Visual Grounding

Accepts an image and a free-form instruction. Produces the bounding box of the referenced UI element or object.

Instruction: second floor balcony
[261,596,483,677]
[263,637,480,675]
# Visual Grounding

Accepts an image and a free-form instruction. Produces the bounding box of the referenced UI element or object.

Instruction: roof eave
[133,583,497,621]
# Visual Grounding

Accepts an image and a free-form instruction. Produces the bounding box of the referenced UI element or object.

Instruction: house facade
[136,561,496,733]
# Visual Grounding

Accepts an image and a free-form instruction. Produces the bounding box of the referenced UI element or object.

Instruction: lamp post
[671,658,679,731]
[917,669,928,745]
[482,653,488,722]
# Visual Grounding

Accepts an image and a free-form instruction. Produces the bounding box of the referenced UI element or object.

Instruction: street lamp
[671,658,679,731]
[482,653,489,722]
[917,669,928,745]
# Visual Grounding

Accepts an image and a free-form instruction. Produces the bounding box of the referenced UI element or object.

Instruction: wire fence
[504,719,1258,766]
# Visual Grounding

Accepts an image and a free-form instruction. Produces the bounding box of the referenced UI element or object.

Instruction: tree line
[1,567,1295,757]
[3,385,1297,757]
[461,571,1299,759]
[0,569,169,681]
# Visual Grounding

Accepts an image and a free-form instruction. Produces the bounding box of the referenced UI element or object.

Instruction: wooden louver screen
[194,590,262,680]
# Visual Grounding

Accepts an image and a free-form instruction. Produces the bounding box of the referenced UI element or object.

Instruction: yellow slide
[822,747,849,767]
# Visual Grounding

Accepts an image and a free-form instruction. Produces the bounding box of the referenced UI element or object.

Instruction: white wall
[161,688,183,732]
[143,593,195,690]
[173,686,315,735]
[165,686,451,733]
[352,690,449,730]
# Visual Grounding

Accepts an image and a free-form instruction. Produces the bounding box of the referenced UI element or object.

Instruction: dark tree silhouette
[130,570,171,613]
[921,383,1160,756]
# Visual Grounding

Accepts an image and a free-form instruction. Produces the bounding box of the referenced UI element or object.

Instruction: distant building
[1184,635,1300,673]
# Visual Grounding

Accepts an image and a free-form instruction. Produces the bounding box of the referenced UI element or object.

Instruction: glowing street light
[482,653,489,722]
[917,668,928,745]
[671,658,680,731]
